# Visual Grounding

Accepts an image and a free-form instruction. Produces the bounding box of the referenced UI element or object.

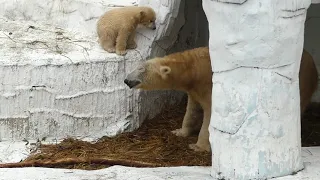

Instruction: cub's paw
[171,128,191,137]
[106,48,116,53]
[189,143,211,152]
[116,49,127,56]
[127,42,137,49]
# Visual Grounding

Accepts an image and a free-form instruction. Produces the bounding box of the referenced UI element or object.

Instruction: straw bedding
[0,101,319,170]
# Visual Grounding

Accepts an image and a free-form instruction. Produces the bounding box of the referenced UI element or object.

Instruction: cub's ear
[139,11,146,18]
[159,66,171,78]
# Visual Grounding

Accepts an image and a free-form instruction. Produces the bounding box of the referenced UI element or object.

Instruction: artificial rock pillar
[203,0,311,179]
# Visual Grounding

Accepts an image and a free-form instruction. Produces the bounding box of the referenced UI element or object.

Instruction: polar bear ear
[159,66,171,78]
[140,11,146,18]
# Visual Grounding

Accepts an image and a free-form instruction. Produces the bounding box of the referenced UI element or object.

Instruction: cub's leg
[116,29,131,56]
[127,30,137,49]
[98,29,116,53]
[189,109,211,152]
[172,95,203,137]
[100,38,116,53]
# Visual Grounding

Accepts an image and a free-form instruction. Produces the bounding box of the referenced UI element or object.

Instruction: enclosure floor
[13,101,210,169]
[0,147,319,180]
[0,102,319,170]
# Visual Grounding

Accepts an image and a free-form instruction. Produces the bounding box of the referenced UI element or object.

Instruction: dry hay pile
[0,102,319,170]
[0,101,211,170]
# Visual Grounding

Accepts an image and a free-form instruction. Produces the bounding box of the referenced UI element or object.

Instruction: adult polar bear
[124,47,318,152]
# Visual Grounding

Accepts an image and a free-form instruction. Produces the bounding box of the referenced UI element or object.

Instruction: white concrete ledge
[0,0,186,142]
[0,18,146,141]
[0,14,185,142]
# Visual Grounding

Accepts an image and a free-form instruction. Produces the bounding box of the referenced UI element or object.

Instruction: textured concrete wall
[0,0,186,142]
[168,0,209,54]
[203,0,310,179]
[305,3,320,102]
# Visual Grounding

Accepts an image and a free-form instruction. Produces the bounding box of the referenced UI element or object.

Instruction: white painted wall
[304,3,320,102]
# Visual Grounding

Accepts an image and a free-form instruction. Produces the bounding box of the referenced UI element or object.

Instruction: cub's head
[124,58,173,90]
[138,7,156,30]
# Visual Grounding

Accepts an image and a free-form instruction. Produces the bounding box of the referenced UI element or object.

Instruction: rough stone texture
[0,0,187,142]
[0,0,138,35]
[304,3,320,102]
[0,147,320,180]
[203,0,311,179]
[167,0,209,54]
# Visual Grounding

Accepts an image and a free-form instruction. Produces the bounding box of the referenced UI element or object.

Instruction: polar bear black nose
[124,79,141,89]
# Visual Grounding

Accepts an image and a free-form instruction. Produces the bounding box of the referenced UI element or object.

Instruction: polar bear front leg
[116,29,131,56]
[172,95,202,137]
[189,110,211,152]
[127,30,137,49]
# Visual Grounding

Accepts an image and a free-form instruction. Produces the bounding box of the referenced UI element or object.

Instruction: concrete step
[0,18,143,141]
[0,0,185,141]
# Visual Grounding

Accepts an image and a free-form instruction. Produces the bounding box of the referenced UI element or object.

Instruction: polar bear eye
[138,66,145,72]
